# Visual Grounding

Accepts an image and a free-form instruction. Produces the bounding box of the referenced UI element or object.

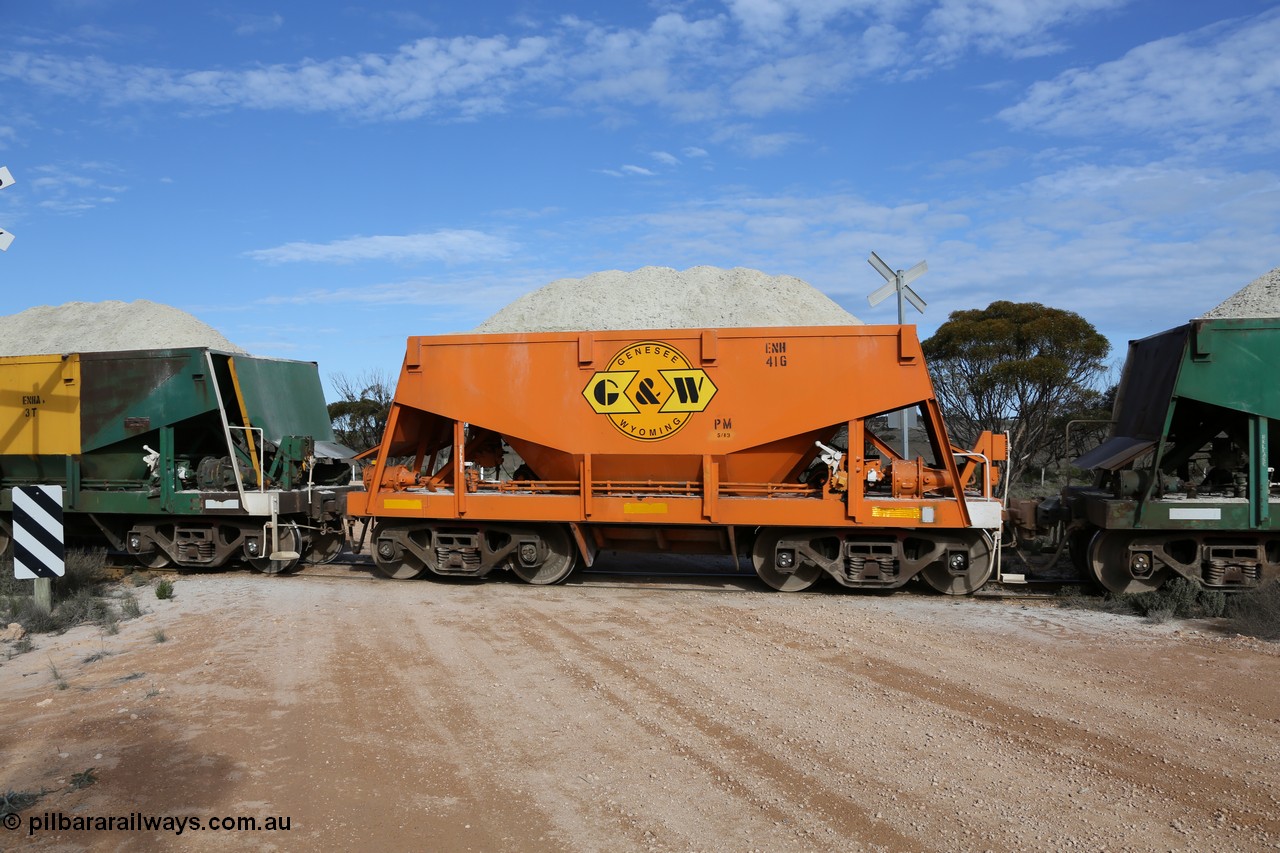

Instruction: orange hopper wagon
[350,325,1006,593]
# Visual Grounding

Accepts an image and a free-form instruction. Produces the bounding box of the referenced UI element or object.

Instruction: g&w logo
[582,341,717,441]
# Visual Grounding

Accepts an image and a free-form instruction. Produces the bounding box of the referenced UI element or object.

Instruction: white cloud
[727,0,905,41]
[999,8,1280,149]
[232,156,1278,357]
[921,0,1129,64]
[597,164,658,177]
[712,124,805,157]
[562,159,1279,345]
[257,275,533,308]
[246,230,517,264]
[651,150,680,166]
[562,12,728,121]
[232,13,284,37]
[23,162,124,214]
[0,35,552,121]
[0,1,1154,132]
[729,54,851,115]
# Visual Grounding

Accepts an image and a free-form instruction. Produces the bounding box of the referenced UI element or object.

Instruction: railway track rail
[100,551,1081,601]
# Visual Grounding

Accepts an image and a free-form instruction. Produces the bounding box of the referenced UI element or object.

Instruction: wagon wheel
[919,531,994,595]
[751,529,823,592]
[248,522,302,575]
[371,524,429,580]
[128,531,171,569]
[134,549,172,570]
[1067,528,1093,578]
[511,525,577,585]
[1087,530,1170,595]
[305,530,345,565]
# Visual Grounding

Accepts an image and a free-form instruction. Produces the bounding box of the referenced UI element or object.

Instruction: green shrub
[155,579,175,600]
[1225,580,1280,640]
[57,587,109,627]
[1058,576,1236,622]
[1126,577,1228,620]
[1198,588,1228,619]
[0,549,121,636]
[59,549,108,596]
[1054,586,1140,615]
[68,768,97,791]
[1,788,46,817]
[119,592,142,620]
[0,559,22,598]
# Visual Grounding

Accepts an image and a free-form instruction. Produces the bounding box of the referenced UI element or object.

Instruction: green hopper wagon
[0,347,354,573]
[1057,317,1280,593]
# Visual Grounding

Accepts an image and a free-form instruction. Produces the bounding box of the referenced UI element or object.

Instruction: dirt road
[2,563,1278,852]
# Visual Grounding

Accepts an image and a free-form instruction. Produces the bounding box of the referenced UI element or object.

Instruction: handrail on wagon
[228,425,266,492]
[951,451,992,500]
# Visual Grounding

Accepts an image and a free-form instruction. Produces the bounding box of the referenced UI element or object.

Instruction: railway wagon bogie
[352,326,1006,593]
[0,347,355,572]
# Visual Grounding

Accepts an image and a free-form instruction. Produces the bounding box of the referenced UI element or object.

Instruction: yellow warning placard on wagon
[871,505,922,519]
[582,341,717,442]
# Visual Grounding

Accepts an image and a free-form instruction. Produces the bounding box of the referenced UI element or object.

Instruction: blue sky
[2,1,1277,396]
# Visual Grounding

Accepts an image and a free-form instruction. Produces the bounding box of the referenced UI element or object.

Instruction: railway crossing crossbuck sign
[0,166,15,251]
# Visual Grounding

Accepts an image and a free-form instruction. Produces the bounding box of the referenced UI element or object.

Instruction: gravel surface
[3,562,1277,852]
[1201,266,1280,319]
[475,266,862,333]
[0,300,245,356]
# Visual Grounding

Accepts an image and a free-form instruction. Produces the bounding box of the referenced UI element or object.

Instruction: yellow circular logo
[581,341,718,442]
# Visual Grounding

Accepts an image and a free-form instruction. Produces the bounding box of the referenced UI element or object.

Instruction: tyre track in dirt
[698,595,1280,849]
[490,589,1280,851]
[4,574,1278,852]
[483,600,920,852]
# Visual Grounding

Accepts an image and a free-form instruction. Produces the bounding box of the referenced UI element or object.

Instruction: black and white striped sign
[13,485,65,579]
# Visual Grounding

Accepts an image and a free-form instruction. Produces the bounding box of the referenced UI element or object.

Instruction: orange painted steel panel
[353,325,1000,530]
[388,329,927,463]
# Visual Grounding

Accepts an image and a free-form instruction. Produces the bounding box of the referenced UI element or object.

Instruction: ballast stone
[0,300,246,356]
[474,265,862,333]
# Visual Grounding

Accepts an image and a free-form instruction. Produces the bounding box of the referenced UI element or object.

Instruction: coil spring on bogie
[1205,558,1262,585]
[182,540,214,563]
[436,547,481,572]
[844,553,898,582]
